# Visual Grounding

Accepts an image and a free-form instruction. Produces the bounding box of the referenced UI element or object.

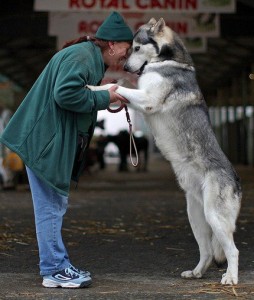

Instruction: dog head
[124,18,193,75]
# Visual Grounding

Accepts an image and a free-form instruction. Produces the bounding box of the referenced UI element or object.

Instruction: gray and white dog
[88,18,242,285]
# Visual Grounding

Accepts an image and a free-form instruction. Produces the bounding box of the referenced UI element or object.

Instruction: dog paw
[181,270,202,279]
[220,273,238,285]
[181,270,193,278]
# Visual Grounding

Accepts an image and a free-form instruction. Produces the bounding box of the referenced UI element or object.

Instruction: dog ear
[152,18,165,34]
[148,18,157,26]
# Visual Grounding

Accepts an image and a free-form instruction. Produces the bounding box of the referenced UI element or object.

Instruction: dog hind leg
[212,234,226,266]
[203,176,240,285]
[181,191,213,279]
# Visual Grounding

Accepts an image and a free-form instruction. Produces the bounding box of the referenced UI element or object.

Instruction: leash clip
[124,105,131,124]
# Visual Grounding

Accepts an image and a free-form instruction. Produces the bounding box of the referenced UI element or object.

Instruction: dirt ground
[0,155,254,299]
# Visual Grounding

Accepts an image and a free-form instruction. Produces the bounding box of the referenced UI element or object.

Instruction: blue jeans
[26,167,70,276]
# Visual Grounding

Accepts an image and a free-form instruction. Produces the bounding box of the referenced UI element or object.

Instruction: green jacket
[0,41,110,196]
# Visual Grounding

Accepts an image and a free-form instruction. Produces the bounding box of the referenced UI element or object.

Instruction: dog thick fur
[88,18,242,285]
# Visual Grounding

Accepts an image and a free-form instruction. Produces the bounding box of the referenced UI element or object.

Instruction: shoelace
[69,265,81,273]
[65,268,77,278]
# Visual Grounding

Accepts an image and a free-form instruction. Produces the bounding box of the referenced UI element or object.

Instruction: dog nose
[124,64,129,72]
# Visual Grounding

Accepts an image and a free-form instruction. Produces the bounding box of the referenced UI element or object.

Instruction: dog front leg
[86,84,159,114]
[86,84,115,91]
[116,86,159,114]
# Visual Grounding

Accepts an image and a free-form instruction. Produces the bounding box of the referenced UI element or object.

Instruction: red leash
[107,104,139,167]
[107,103,125,114]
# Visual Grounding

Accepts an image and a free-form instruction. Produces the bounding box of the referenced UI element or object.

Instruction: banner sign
[49,12,220,39]
[35,0,235,13]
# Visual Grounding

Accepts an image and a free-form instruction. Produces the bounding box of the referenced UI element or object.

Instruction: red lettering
[165,0,176,9]
[69,0,80,8]
[78,20,102,34]
[164,0,197,10]
[78,21,88,33]
[70,0,96,8]
[122,0,130,9]
[106,0,119,8]
[187,0,197,9]
[176,22,187,34]
[82,0,96,8]
[167,21,176,31]
[71,0,197,10]
[90,21,102,33]
[151,0,163,8]
[136,0,148,9]
[166,21,188,34]
[100,0,130,9]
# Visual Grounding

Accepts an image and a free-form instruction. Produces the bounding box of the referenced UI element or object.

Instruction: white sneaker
[42,267,92,288]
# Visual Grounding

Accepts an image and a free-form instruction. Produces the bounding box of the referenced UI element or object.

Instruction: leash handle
[107,104,139,167]
[107,102,126,113]
[124,105,139,167]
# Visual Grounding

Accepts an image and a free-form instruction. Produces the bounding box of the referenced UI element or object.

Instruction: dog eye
[134,46,140,52]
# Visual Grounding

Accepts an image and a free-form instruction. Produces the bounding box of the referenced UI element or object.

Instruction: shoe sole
[42,278,92,288]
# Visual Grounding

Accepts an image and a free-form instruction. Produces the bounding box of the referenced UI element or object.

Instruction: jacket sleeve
[53,60,110,112]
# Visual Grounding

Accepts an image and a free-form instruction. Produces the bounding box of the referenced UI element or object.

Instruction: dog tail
[212,234,226,266]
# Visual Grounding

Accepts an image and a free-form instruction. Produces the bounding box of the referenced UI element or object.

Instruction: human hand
[108,85,129,104]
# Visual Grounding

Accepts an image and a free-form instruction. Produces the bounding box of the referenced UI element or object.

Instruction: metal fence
[209,106,254,166]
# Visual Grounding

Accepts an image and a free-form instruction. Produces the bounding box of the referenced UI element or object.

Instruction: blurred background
[0,0,253,189]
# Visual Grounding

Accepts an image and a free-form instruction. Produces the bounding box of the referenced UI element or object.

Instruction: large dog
[87,18,242,285]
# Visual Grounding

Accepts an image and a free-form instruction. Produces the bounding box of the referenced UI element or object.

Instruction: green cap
[95,12,133,41]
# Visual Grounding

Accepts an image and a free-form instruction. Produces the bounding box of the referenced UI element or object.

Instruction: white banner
[49,12,220,39]
[35,0,235,13]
